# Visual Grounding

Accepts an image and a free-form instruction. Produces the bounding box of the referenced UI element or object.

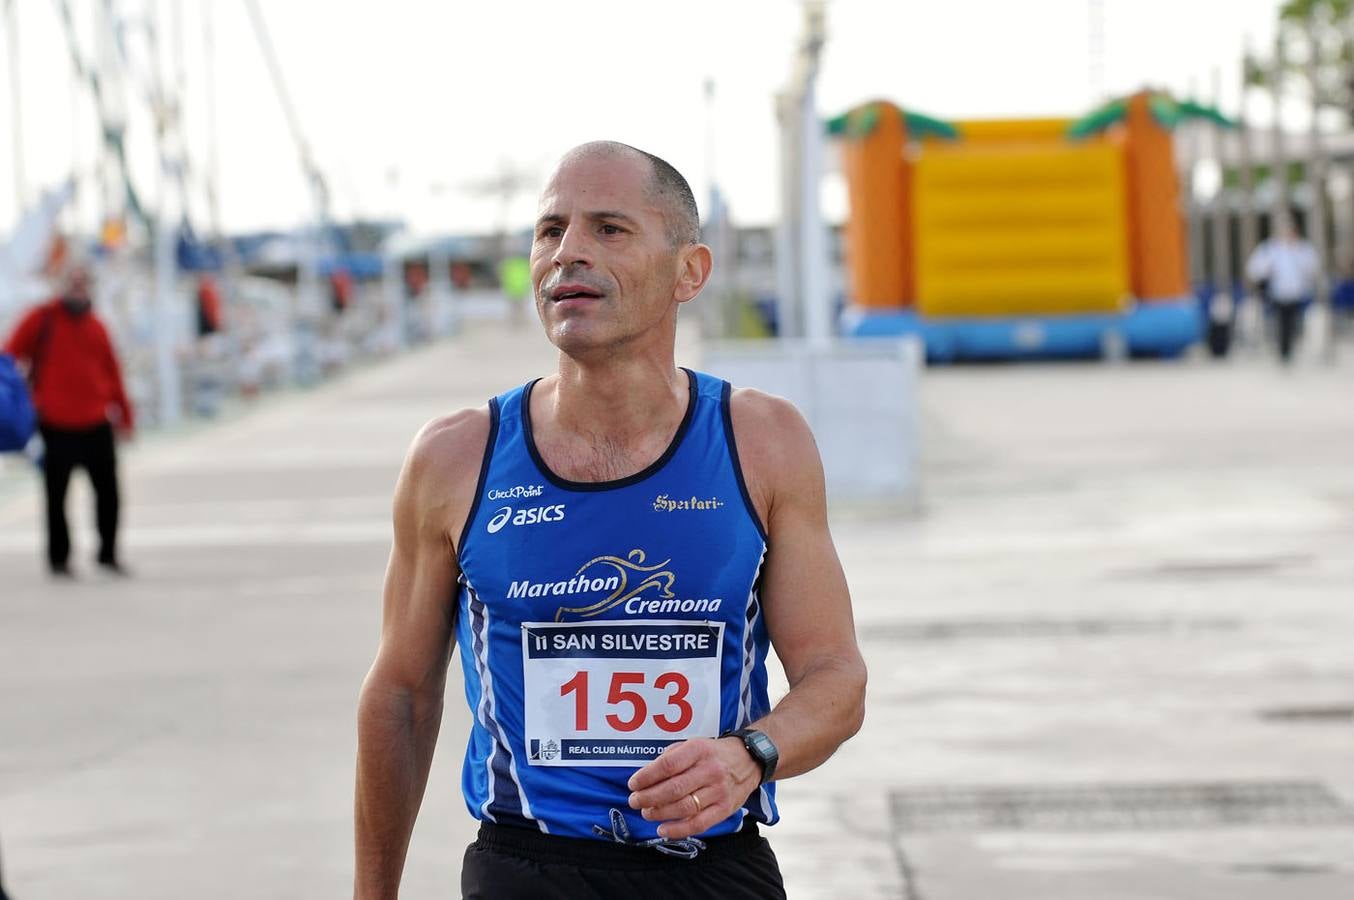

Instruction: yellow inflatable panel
[953,118,1075,144]
[921,190,1121,229]
[913,270,1130,316]
[924,230,1126,268]
[918,142,1121,187]
[914,142,1130,317]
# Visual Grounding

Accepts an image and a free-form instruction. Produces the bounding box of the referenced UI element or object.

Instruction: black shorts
[461,820,787,899]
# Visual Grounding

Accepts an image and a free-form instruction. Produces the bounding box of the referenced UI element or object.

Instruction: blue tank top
[454,368,777,840]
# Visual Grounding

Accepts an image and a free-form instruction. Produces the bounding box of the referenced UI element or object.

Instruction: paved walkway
[1,323,1352,898]
[827,353,1354,899]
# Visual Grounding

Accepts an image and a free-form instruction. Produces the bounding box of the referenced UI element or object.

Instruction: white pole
[1339,16,1354,281]
[1272,32,1290,222]
[150,0,181,425]
[1208,68,1231,307]
[1185,78,1205,287]
[67,2,82,236]
[5,0,27,215]
[800,72,831,350]
[382,249,406,351]
[204,0,222,240]
[295,207,323,321]
[701,77,726,339]
[1238,40,1258,286]
[798,0,831,350]
[201,0,242,305]
[774,90,800,340]
[1304,14,1335,362]
[153,195,181,426]
[429,239,453,337]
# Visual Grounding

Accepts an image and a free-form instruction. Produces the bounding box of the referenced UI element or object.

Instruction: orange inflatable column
[899,147,915,305]
[1123,92,1190,300]
[841,103,913,308]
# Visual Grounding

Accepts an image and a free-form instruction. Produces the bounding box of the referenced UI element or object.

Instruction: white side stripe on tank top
[465,576,543,829]
[465,581,498,822]
[736,546,767,725]
[736,546,773,823]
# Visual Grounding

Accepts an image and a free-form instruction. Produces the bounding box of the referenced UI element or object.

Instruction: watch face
[749,733,775,757]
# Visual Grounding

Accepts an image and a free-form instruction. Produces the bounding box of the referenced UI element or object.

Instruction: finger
[626,741,699,792]
[629,763,711,812]
[638,786,707,822]
[656,804,729,841]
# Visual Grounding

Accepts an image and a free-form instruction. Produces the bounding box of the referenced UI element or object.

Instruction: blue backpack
[0,351,38,452]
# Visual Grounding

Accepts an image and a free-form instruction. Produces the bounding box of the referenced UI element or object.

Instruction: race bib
[522,620,723,767]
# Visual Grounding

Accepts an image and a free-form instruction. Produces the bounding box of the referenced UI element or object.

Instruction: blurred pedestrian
[3,264,135,577]
[1246,214,1320,364]
[195,274,224,337]
[329,267,354,315]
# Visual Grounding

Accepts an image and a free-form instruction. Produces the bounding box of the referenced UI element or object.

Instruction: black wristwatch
[723,728,779,785]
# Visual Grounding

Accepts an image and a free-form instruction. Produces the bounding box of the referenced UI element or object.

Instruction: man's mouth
[549,283,604,302]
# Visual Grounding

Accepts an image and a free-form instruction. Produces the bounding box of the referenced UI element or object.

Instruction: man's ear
[674,244,713,304]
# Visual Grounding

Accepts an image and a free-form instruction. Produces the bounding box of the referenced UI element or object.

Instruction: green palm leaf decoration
[1067,92,1236,139]
[826,101,958,141]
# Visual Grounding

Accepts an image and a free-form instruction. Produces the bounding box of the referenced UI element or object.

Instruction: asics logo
[487,507,514,533]
[486,504,567,534]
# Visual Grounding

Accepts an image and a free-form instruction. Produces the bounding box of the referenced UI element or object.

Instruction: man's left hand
[626,736,761,840]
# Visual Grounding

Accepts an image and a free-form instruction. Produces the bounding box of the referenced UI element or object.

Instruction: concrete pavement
[2,323,1353,898]
[0,325,562,898]
[808,356,1354,899]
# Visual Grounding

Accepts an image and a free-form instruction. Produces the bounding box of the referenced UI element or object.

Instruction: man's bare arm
[628,391,866,839]
[354,409,488,898]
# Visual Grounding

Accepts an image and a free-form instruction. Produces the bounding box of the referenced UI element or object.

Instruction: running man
[354,142,867,899]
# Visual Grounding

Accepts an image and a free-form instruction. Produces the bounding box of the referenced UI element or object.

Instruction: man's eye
[599,224,622,235]
[538,226,563,239]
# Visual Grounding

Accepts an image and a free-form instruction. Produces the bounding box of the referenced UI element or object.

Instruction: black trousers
[462,822,787,900]
[1275,302,1303,362]
[39,422,120,570]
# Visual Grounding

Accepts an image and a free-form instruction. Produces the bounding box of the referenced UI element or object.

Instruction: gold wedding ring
[690,791,703,812]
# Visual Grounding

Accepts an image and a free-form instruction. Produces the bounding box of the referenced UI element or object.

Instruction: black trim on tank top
[720,380,769,544]
[521,368,698,492]
[457,396,502,559]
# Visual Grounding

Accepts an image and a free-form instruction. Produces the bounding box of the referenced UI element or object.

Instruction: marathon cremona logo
[486,504,566,534]
[505,549,723,622]
[652,494,724,512]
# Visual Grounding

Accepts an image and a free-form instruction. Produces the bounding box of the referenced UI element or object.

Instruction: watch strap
[722,727,779,786]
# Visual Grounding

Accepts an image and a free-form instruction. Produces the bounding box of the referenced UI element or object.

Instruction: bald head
[554,142,701,247]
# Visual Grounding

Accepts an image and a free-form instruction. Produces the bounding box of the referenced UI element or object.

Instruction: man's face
[530,153,684,357]
[62,269,93,313]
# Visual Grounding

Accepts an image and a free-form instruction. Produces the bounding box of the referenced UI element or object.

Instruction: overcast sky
[1,0,1289,237]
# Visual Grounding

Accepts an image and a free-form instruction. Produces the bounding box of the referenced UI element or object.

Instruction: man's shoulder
[727,387,820,510]
[4,303,49,352]
[728,387,814,454]
[13,300,57,329]
[404,406,494,490]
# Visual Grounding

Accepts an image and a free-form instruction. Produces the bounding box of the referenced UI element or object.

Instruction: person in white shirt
[1246,214,1320,363]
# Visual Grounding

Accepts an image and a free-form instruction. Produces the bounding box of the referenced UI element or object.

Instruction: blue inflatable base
[845,301,1203,362]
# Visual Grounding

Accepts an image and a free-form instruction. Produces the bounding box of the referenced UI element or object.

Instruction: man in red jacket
[4,266,135,576]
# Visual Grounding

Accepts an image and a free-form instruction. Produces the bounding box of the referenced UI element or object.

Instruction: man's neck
[546,352,687,444]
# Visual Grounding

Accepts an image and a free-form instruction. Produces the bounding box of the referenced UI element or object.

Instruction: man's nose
[552,224,592,268]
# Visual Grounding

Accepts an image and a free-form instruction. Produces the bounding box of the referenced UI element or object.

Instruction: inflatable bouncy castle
[833,90,1231,360]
